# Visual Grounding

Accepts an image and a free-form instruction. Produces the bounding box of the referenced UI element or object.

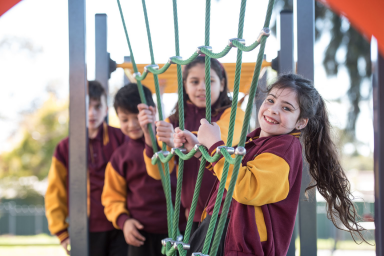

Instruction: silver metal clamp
[216,146,235,155]
[192,253,209,256]
[133,72,141,78]
[171,148,187,155]
[173,241,190,250]
[257,27,271,43]
[235,146,246,156]
[176,234,183,242]
[161,238,174,246]
[193,144,202,152]
[144,64,159,72]
[196,46,212,54]
[151,150,170,161]
[228,38,246,47]
[168,56,182,64]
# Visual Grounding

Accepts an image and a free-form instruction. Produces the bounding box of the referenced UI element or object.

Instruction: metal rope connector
[235,146,246,156]
[196,46,212,54]
[176,234,183,241]
[193,144,202,152]
[144,64,159,72]
[192,253,208,256]
[217,146,235,155]
[228,38,246,47]
[168,56,182,64]
[173,241,190,250]
[161,238,174,247]
[257,27,271,43]
[151,150,170,161]
[171,148,187,155]
[133,72,141,78]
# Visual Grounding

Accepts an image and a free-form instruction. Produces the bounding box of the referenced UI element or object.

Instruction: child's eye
[267,99,274,103]
[283,107,291,112]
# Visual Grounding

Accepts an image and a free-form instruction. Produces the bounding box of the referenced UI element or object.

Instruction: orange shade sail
[317,0,384,55]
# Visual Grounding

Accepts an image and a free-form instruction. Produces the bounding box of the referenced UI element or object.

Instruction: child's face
[258,87,307,137]
[88,95,108,131]
[185,63,224,108]
[116,108,144,140]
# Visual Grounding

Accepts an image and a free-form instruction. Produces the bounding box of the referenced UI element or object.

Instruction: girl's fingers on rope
[174,128,199,152]
[198,118,222,149]
[156,121,175,147]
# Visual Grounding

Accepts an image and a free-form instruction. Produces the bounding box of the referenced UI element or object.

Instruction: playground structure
[0,0,382,255]
[67,0,384,255]
[84,1,313,255]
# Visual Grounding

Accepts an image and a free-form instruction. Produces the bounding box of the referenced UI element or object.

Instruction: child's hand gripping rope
[138,103,175,148]
[197,118,222,150]
[174,118,222,159]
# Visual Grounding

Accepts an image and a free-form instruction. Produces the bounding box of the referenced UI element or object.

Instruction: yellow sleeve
[101,162,129,229]
[213,153,290,206]
[143,149,176,180]
[45,157,69,235]
[144,117,177,179]
[216,107,245,146]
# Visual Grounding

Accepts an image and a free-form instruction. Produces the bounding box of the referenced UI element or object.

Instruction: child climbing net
[116,0,276,255]
[117,0,370,255]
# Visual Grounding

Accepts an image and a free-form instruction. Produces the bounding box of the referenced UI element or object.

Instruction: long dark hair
[169,56,232,123]
[268,73,367,243]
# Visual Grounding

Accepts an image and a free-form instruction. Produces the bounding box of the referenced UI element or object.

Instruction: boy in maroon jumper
[45,81,127,256]
[102,83,186,256]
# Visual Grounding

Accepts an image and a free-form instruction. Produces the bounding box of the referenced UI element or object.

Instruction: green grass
[0,234,375,256]
[0,246,67,256]
[0,234,65,256]
[0,234,59,245]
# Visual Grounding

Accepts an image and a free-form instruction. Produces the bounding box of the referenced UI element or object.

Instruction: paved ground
[318,250,375,256]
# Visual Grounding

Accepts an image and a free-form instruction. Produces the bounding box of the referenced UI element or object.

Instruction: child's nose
[268,106,278,115]
[199,81,206,89]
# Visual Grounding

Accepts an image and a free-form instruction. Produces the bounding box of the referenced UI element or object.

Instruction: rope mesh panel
[116,0,275,255]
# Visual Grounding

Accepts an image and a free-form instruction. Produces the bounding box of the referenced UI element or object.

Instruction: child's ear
[296,118,308,130]
[220,78,225,92]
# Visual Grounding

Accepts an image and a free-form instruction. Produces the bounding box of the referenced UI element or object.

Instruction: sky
[0,0,374,157]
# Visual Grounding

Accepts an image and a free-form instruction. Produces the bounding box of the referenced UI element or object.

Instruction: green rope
[131,40,261,80]
[209,2,275,255]
[171,1,185,253]
[201,0,247,253]
[140,0,175,236]
[116,0,275,255]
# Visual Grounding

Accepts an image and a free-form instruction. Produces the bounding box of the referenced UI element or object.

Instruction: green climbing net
[117,0,275,255]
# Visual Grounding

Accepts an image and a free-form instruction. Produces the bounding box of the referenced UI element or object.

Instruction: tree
[0,92,68,180]
[273,0,371,139]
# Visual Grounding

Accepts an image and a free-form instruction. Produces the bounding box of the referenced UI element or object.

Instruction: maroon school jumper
[205,128,302,256]
[169,102,228,222]
[106,137,187,233]
[47,123,125,241]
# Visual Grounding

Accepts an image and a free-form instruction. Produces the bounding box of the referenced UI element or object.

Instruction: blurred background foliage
[0,91,67,205]
[273,0,371,139]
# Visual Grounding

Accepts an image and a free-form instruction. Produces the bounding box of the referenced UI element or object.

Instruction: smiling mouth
[129,128,141,133]
[264,115,279,124]
[196,95,206,99]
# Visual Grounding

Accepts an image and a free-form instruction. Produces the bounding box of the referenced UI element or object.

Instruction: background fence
[0,201,375,240]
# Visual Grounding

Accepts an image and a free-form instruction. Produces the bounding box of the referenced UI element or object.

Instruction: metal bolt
[228,38,246,47]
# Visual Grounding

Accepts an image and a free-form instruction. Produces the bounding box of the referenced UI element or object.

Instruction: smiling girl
[138,56,244,235]
[174,74,366,256]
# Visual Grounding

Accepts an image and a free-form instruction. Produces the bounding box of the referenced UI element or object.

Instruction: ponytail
[269,74,368,243]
